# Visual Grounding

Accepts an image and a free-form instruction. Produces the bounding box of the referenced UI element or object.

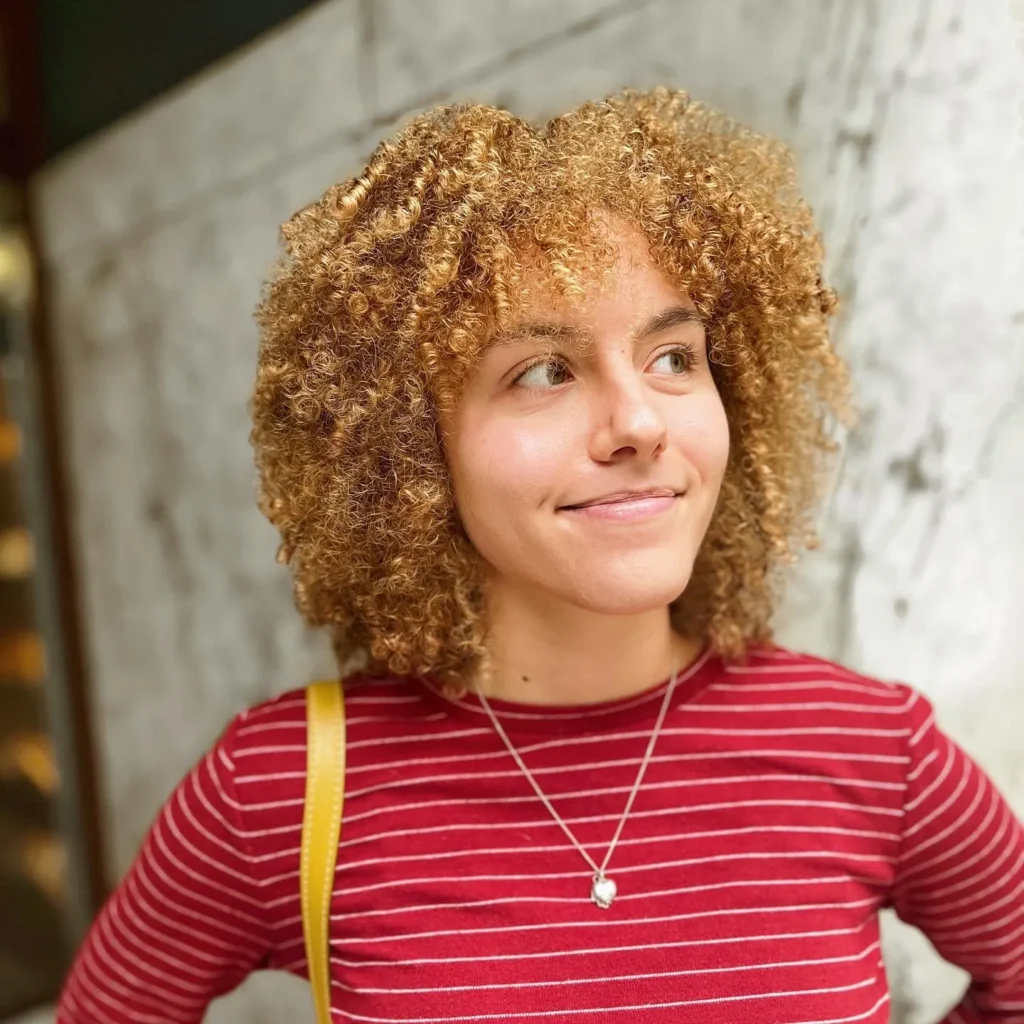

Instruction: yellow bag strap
[300,679,346,1024]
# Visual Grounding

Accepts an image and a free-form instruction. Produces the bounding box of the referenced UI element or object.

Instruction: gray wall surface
[31,1,1024,1021]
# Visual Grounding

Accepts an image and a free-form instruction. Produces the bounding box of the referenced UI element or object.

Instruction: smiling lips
[559,487,682,522]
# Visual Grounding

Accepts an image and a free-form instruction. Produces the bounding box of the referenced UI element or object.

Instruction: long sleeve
[56,712,270,1023]
[892,690,1024,1023]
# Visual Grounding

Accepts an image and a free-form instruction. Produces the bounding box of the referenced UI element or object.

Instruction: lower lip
[559,495,679,522]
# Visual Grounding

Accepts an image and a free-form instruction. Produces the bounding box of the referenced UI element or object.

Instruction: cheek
[447,416,572,569]
[456,415,573,510]
[668,392,730,479]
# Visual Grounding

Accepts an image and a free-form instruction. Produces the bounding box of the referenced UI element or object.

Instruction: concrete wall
[31,1,1024,1021]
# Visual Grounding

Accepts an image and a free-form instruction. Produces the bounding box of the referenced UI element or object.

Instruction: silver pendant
[591,873,617,909]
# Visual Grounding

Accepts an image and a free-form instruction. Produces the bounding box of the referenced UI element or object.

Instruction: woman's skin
[440,216,731,706]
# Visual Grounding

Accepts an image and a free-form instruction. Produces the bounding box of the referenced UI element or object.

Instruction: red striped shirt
[57,645,1024,1022]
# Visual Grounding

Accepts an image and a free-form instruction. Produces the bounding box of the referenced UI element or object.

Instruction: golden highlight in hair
[251,87,852,690]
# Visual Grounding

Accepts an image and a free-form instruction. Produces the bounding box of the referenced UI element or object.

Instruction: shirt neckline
[418,644,723,734]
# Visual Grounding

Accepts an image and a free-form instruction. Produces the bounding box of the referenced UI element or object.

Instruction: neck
[475,582,703,706]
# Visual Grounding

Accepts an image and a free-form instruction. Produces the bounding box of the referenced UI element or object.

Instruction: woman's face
[441,219,730,618]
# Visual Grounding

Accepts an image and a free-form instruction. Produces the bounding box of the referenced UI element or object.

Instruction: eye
[511,357,572,390]
[649,343,696,376]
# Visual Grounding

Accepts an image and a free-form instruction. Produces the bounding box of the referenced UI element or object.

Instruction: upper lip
[561,486,681,509]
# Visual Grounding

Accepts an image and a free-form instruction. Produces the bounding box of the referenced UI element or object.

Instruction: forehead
[498,222,694,339]
[487,305,703,359]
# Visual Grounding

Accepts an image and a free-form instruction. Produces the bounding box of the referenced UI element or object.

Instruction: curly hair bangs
[251,86,852,689]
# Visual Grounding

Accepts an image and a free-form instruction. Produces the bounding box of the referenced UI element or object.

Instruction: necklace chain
[477,670,679,906]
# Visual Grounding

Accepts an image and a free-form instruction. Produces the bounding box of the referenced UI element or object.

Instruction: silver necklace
[477,669,678,910]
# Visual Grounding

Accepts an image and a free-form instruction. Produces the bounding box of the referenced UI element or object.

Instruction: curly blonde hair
[251,86,852,689]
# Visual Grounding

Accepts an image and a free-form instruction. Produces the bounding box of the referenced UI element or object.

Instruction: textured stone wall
[31,1,1024,1021]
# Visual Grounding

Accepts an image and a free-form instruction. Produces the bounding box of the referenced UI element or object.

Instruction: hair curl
[251,86,852,689]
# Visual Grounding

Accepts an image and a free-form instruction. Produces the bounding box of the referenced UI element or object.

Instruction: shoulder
[217,671,432,765]
[698,645,936,783]
[717,643,930,721]
[206,673,431,848]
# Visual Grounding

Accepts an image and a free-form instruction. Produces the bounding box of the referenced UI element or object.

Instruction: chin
[562,561,695,617]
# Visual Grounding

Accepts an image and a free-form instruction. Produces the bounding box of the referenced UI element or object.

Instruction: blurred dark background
[5,0,320,171]
[0,2,317,1017]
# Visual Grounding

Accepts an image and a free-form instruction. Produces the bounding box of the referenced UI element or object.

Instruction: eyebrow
[632,305,704,342]
[489,304,703,349]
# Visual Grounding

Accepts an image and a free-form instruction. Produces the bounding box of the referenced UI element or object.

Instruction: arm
[892,690,1024,1023]
[57,713,270,1023]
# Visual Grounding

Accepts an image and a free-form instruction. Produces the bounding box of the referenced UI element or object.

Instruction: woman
[57,88,1024,1023]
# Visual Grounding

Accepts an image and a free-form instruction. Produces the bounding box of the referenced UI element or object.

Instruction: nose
[588,375,668,463]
